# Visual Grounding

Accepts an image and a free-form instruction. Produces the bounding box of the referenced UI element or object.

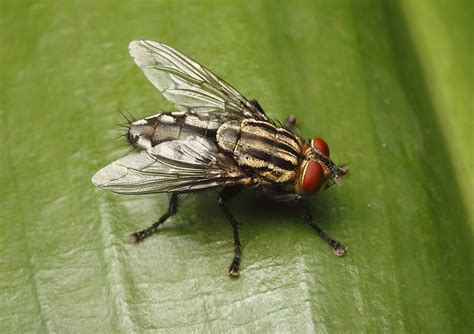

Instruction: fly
[92,40,348,276]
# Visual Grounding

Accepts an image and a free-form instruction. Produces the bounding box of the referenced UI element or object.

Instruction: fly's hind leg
[217,187,243,276]
[284,115,297,130]
[301,201,347,256]
[130,193,179,243]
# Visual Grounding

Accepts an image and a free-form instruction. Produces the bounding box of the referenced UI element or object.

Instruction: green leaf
[1,0,472,332]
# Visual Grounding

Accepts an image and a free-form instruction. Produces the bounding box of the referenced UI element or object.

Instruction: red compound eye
[311,137,330,157]
[302,160,325,193]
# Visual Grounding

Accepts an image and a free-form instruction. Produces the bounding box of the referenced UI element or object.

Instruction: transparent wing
[92,137,243,194]
[129,40,269,122]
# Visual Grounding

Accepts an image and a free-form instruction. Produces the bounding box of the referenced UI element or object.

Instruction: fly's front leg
[284,115,297,130]
[217,187,243,276]
[301,202,347,256]
[130,193,179,243]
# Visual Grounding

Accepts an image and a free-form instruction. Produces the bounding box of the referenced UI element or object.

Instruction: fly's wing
[92,137,243,194]
[129,40,269,122]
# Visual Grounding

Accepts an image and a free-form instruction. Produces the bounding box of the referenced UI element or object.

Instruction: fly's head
[296,137,348,195]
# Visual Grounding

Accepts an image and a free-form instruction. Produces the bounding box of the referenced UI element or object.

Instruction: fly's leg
[217,187,243,276]
[301,202,347,256]
[284,115,297,130]
[130,193,179,243]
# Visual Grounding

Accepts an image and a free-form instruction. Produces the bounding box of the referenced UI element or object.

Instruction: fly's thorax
[127,112,221,150]
[217,119,303,183]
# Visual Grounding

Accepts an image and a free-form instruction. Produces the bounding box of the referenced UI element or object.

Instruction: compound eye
[311,137,330,157]
[302,161,325,193]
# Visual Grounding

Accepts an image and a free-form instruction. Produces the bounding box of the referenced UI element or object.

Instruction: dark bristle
[115,123,129,128]
[127,112,137,122]
[119,109,137,124]
[119,109,131,124]
[113,133,128,141]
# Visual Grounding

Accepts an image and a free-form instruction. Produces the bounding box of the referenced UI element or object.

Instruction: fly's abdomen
[128,112,221,150]
[217,119,302,183]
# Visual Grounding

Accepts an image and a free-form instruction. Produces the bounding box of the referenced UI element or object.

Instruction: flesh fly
[92,40,348,276]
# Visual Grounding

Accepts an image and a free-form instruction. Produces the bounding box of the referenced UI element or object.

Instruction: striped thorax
[217,119,302,183]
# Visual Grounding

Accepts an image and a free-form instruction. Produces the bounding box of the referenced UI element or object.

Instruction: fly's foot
[129,228,154,243]
[332,243,348,256]
[129,194,178,244]
[228,245,241,277]
[129,218,166,243]
[129,232,144,244]
[228,261,240,277]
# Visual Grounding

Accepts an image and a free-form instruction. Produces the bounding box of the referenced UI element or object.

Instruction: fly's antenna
[312,150,348,186]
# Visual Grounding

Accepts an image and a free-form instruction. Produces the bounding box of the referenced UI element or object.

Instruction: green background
[1,0,472,332]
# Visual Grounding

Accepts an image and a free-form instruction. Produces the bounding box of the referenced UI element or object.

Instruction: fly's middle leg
[217,187,242,277]
[130,193,179,243]
[300,201,347,256]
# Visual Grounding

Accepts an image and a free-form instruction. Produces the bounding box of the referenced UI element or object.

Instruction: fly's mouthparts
[332,165,348,186]
[337,165,348,176]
